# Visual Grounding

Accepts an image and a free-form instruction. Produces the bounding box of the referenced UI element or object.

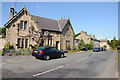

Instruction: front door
[56,41,59,49]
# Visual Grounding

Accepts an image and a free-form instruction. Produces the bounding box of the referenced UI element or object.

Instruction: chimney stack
[93,35,95,38]
[9,6,14,20]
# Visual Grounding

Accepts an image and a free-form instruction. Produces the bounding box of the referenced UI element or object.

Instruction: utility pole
[14,0,18,14]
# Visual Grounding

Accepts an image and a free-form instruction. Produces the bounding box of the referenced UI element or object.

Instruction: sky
[1,2,118,40]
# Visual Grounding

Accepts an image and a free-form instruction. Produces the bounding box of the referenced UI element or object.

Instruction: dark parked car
[99,47,106,51]
[81,48,87,51]
[32,46,65,60]
[93,47,100,52]
[117,47,120,50]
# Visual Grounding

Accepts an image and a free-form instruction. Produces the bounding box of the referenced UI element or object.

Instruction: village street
[1,51,118,78]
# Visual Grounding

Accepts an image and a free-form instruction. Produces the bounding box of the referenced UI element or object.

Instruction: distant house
[75,31,100,47]
[99,39,110,49]
[4,6,74,50]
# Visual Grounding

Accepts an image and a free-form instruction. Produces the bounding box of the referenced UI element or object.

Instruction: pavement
[1,51,118,78]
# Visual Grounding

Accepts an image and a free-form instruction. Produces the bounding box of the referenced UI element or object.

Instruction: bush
[3,42,10,53]
[118,50,120,53]
[103,45,107,48]
[84,44,93,50]
[73,46,77,50]
[66,45,71,50]
[78,39,85,50]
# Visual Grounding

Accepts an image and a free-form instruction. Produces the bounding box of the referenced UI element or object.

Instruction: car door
[51,48,60,58]
[46,47,55,58]
[53,48,61,57]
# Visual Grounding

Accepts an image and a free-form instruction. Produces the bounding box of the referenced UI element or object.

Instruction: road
[1,51,118,78]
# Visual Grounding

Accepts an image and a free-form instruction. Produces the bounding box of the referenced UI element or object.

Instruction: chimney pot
[9,6,15,20]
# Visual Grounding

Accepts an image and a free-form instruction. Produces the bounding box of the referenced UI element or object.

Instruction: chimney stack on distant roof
[89,34,92,37]
[9,6,15,20]
[58,17,65,20]
[93,35,95,38]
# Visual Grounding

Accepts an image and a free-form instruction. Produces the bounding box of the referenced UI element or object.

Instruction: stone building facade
[75,31,100,47]
[4,7,74,50]
[99,39,110,49]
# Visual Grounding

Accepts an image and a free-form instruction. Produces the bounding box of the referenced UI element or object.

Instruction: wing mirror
[64,51,68,53]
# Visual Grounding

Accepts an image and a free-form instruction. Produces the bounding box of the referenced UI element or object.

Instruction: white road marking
[33,65,64,77]
[76,53,98,62]
[76,56,88,61]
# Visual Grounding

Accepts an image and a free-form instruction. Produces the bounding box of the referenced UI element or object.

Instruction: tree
[74,33,80,39]
[113,36,116,40]
[84,43,93,51]
[90,40,94,49]
[78,39,85,50]
[103,45,107,48]
[107,40,111,46]
[108,38,120,50]
[0,27,6,35]
[2,27,6,35]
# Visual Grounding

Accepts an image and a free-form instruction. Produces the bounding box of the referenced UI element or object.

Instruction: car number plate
[34,51,38,53]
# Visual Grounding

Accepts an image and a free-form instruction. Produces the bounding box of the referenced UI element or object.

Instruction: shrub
[66,45,71,50]
[118,50,120,53]
[73,46,77,50]
[103,45,107,48]
[84,44,93,50]
[3,42,10,54]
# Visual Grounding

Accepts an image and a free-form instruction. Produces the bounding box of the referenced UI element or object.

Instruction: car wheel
[60,54,64,58]
[35,57,39,59]
[45,55,50,60]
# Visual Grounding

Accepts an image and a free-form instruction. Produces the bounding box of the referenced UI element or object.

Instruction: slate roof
[31,15,68,32]
[99,39,107,42]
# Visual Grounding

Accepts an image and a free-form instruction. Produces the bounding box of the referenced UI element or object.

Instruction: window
[19,21,27,30]
[17,38,29,49]
[24,21,27,30]
[17,38,21,48]
[48,39,49,45]
[22,38,24,48]
[25,39,28,48]
[52,47,59,52]
[20,21,23,30]
[17,24,20,32]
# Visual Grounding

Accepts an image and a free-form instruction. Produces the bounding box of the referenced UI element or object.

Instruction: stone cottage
[4,6,74,50]
[75,31,100,47]
[99,39,110,49]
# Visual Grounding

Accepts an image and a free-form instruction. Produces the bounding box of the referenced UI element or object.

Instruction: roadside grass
[2,49,32,56]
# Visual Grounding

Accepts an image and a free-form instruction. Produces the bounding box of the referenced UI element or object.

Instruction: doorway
[56,41,60,50]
